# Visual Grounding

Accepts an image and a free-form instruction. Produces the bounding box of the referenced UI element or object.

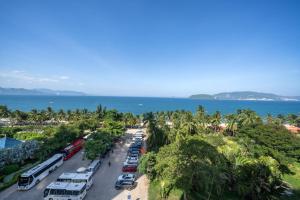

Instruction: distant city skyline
[1,0,300,97]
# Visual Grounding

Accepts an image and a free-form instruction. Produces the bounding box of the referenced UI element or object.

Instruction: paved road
[0,129,148,200]
[0,148,90,200]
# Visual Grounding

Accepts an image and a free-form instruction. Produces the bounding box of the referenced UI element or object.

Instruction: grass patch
[0,160,40,192]
[282,162,300,200]
[148,181,183,200]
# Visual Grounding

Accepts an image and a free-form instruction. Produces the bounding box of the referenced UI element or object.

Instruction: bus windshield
[43,189,50,197]
[18,176,32,186]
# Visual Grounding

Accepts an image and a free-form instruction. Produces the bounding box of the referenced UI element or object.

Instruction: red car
[122,165,137,172]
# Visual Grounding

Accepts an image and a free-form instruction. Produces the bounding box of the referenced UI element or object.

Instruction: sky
[0,0,300,97]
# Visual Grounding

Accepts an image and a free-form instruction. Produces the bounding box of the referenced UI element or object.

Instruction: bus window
[57,189,65,195]
[50,189,56,195]
[65,190,73,195]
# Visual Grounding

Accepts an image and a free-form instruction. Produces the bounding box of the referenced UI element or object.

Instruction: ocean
[0,95,300,116]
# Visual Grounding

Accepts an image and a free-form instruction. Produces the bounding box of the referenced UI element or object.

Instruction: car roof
[88,160,100,168]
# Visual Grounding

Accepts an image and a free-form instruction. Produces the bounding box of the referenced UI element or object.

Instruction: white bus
[43,182,87,200]
[57,172,93,190]
[18,154,63,190]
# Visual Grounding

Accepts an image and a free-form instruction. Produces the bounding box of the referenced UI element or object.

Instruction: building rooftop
[0,137,22,149]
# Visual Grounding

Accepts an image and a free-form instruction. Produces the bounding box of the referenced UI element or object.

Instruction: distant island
[0,87,86,96]
[190,91,300,101]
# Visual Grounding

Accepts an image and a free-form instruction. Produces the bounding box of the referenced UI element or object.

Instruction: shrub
[1,164,20,175]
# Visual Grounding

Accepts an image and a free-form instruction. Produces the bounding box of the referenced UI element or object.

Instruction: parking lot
[0,129,148,200]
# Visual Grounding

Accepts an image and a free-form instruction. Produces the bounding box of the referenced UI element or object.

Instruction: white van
[87,159,101,175]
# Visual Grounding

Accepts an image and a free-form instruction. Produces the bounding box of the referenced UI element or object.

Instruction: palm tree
[195,105,206,129]
[13,110,28,124]
[0,105,10,118]
[143,112,155,127]
[57,109,66,121]
[46,106,54,120]
[29,109,38,123]
[225,114,238,136]
[237,110,261,127]
[211,111,221,132]
[286,114,298,125]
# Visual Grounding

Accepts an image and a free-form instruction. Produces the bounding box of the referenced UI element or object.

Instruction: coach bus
[43,182,87,200]
[62,138,84,161]
[57,172,93,189]
[18,154,64,190]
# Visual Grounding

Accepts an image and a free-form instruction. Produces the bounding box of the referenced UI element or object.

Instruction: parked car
[128,149,140,155]
[129,147,141,153]
[132,137,143,142]
[124,159,138,165]
[117,173,136,182]
[115,180,137,190]
[127,152,139,157]
[129,153,139,158]
[130,143,142,149]
[122,165,137,172]
[127,156,138,161]
[134,133,144,138]
[128,150,140,155]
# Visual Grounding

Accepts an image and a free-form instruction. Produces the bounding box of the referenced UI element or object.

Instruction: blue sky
[0,0,300,97]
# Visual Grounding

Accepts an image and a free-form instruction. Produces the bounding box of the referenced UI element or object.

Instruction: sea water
[0,95,300,116]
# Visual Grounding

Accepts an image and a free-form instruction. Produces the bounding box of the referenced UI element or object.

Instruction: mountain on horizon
[0,87,86,96]
[190,91,300,101]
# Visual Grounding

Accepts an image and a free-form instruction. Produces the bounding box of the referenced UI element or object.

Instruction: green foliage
[0,172,20,191]
[0,164,20,175]
[283,162,300,200]
[123,112,138,127]
[148,181,183,200]
[85,131,113,160]
[234,156,282,199]
[140,108,296,199]
[74,119,98,132]
[237,124,300,163]
[37,125,80,159]
[13,132,45,141]
[155,136,229,199]
[138,152,157,181]
[147,121,169,152]
[0,127,23,138]
[102,120,124,138]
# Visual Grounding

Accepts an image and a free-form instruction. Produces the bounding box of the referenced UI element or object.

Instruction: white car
[132,137,143,141]
[125,158,138,165]
[117,173,136,182]
[127,156,138,161]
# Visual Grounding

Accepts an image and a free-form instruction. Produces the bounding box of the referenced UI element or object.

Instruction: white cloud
[59,76,69,80]
[0,70,69,83]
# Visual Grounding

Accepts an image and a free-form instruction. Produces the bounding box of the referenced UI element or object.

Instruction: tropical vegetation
[139,106,300,200]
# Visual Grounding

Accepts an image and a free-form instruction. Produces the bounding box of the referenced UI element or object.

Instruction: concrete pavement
[0,129,148,200]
